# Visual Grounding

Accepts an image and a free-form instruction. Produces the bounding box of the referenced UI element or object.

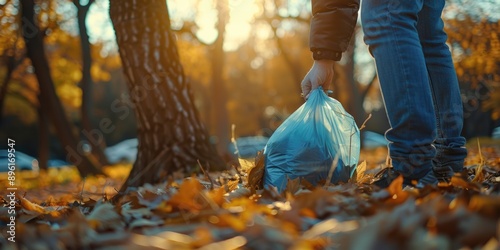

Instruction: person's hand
[301,59,335,99]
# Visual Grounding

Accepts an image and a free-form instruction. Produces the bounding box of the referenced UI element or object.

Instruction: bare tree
[210,0,230,155]
[21,0,103,176]
[72,0,110,166]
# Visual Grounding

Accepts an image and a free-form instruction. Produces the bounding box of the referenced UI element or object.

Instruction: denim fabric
[361,0,467,180]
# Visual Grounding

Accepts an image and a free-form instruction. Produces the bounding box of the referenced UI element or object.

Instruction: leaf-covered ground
[1,143,500,250]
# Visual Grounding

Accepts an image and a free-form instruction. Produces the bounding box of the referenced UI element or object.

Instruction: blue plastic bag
[263,87,360,192]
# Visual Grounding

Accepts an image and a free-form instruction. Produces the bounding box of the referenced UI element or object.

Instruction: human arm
[301,0,360,98]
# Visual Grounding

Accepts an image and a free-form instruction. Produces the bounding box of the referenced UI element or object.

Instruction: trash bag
[263,87,360,192]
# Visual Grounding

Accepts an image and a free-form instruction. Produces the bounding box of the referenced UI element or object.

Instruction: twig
[324,154,340,188]
[128,147,171,185]
[358,113,373,131]
[198,160,214,190]
[230,124,241,158]
[79,177,86,204]
[472,138,485,182]
[199,192,219,211]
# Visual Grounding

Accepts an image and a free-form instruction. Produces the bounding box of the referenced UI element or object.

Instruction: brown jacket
[310,0,360,61]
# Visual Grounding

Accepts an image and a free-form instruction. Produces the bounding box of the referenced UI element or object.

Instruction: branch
[173,21,210,46]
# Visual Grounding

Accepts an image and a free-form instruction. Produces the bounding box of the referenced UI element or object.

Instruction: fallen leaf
[451,175,480,190]
[238,158,254,172]
[18,196,46,215]
[284,177,301,195]
[385,175,410,205]
[247,150,265,192]
[354,161,371,184]
[216,213,246,231]
[129,218,164,229]
[168,178,204,212]
[190,226,214,248]
[468,195,500,217]
[86,203,124,231]
[208,187,226,206]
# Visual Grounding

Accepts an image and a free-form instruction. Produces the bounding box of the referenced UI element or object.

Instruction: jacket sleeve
[309,0,360,61]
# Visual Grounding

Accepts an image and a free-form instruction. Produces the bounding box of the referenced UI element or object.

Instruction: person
[301,0,468,187]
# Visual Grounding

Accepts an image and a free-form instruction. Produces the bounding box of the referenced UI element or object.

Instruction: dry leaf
[247,150,265,192]
[451,175,479,190]
[385,175,409,205]
[4,141,500,250]
[18,196,64,218]
[129,218,164,229]
[191,227,214,248]
[285,177,301,195]
[208,187,226,206]
[225,179,239,192]
[472,139,486,183]
[238,158,254,172]
[355,161,370,184]
[86,203,124,231]
[458,212,498,246]
[19,196,46,215]
[468,195,500,217]
[217,214,246,231]
[226,187,251,201]
[168,178,204,212]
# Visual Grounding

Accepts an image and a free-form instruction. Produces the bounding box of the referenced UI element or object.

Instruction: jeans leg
[417,0,467,173]
[361,0,436,181]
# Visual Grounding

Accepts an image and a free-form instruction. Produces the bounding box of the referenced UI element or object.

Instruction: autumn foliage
[0,145,499,249]
[1,0,500,248]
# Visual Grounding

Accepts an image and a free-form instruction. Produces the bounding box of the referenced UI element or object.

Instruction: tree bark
[20,0,103,177]
[74,0,110,166]
[211,0,230,156]
[109,0,226,190]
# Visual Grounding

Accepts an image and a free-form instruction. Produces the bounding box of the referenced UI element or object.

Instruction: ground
[0,140,499,249]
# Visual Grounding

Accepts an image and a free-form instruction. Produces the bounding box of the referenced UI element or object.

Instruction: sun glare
[225,0,258,50]
[87,0,259,52]
[191,0,258,50]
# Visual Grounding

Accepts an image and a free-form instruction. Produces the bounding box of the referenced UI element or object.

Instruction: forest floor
[0,138,499,249]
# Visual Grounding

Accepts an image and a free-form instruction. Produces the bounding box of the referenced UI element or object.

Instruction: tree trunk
[74,0,110,166]
[0,54,24,123]
[37,100,49,171]
[109,0,226,190]
[332,42,365,127]
[263,0,307,105]
[211,0,230,156]
[21,0,103,177]
[341,44,365,127]
[0,57,14,123]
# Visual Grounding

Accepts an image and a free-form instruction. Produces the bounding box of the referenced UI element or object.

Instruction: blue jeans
[361,0,467,181]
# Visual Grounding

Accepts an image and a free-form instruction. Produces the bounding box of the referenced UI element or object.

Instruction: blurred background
[0,0,499,171]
